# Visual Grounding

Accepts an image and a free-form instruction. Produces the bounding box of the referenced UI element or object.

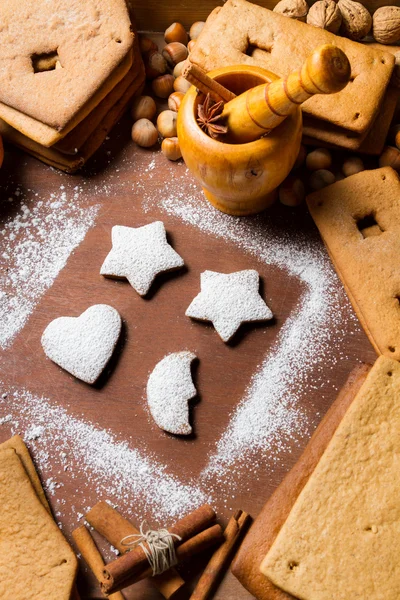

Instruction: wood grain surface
[0,117,377,598]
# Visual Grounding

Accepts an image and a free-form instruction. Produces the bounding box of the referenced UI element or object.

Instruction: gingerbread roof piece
[189,0,394,135]
[0,0,133,129]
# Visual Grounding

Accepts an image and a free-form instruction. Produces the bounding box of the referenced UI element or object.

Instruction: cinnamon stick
[182,62,236,104]
[85,502,184,599]
[100,504,216,591]
[190,510,251,600]
[72,525,125,600]
[102,523,224,594]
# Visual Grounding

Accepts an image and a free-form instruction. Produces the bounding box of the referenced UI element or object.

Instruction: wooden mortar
[177,65,302,216]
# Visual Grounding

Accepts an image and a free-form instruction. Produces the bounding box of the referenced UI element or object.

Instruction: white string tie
[121,521,182,576]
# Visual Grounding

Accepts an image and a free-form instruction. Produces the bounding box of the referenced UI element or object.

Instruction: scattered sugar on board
[0,183,99,349]
[139,154,359,491]
[0,148,360,517]
[0,386,210,523]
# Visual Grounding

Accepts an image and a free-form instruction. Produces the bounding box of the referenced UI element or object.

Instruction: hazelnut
[187,40,196,52]
[338,0,372,41]
[162,42,189,67]
[379,146,400,172]
[168,91,185,112]
[293,144,307,169]
[174,75,192,94]
[173,60,188,78]
[161,137,182,161]
[309,169,335,190]
[279,175,305,206]
[164,22,188,45]
[144,51,168,80]
[373,6,400,44]
[152,74,175,99]
[157,110,178,138]
[189,21,205,40]
[306,148,332,171]
[273,0,309,21]
[139,36,158,55]
[131,96,157,122]
[131,119,158,148]
[307,0,342,33]
[342,156,364,177]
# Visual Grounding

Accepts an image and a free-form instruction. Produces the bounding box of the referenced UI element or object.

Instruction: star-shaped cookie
[100,221,184,296]
[186,270,273,342]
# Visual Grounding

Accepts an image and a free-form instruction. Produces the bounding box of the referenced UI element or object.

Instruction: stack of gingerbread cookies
[188,0,397,155]
[0,0,145,172]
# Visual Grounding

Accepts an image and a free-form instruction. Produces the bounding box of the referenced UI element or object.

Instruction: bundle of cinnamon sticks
[102,504,222,594]
[73,502,250,600]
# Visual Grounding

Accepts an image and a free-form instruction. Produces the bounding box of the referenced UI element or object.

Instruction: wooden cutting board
[0,114,377,599]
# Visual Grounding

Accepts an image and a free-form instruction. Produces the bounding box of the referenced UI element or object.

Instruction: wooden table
[0,111,377,600]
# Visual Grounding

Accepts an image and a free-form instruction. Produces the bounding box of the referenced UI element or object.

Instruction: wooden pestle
[221,44,351,144]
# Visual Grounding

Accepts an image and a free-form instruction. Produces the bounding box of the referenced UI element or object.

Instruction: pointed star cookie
[186,270,273,342]
[100,221,184,296]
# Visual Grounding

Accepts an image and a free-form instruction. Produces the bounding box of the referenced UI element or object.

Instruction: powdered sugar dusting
[0,186,99,349]
[140,158,355,489]
[0,387,210,522]
[0,148,358,519]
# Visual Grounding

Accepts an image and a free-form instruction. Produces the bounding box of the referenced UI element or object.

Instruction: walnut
[273,0,309,22]
[307,0,342,33]
[373,6,400,45]
[338,0,372,40]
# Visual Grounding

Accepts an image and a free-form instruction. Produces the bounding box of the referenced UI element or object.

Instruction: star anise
[197,93,228,139]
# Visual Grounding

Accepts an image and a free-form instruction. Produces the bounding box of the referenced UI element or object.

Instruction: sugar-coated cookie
[186,269,273,342]
[147,351,197,435]
[41,304,122,384]
[100,221,184,296]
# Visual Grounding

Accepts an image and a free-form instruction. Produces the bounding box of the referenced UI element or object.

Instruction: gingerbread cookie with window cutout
[307,166,400,361]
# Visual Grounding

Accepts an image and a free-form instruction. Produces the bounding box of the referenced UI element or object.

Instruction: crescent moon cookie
[41,304,122,384]
[100,221,185,296]
[147,351,198,435]
[186,269,273,342]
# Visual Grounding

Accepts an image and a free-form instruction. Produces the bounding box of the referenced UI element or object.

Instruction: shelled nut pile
[130,21,205,161]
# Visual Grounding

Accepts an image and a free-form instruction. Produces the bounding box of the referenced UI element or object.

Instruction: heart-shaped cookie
[41,305,122,384]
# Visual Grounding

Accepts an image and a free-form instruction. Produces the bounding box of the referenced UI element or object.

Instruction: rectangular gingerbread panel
[0,448,78,600]
[189,0,394,134]
[261,355,400,600]
[231,364,371,600]
[307,166,400,361]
